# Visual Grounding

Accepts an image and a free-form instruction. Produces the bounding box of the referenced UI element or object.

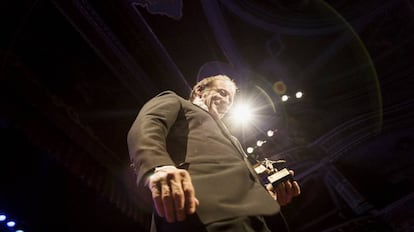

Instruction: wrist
[154,165,177,173]
[145,165,177,187]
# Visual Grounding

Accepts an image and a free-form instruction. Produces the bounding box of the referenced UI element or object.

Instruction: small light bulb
[296,91,303,98]
[247,147,254,154]
[267,130,274,137]
[7,220,16,227]
[257,140,265,147]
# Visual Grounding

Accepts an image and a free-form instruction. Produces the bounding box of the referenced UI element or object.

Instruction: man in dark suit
[127,74,300,231]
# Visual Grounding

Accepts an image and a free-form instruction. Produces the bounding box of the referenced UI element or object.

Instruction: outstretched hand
[148,167,199,223]
[266,170,301,206]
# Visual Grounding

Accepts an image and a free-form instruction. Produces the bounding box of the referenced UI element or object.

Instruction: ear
[195,85,204,97]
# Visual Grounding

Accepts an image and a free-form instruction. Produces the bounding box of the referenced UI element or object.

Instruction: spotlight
[256,140,266,147]
[267,130,274,137]
[230,103,253,124]
[246,147,254,154]
[0,214,6,221]
[16,230,24,232]
[7,220,16,227]
[295,91,303,98]
[281,95,289,102]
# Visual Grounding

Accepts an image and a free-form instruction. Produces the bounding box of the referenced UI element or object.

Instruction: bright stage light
[267,130,274,137]
[0,213,25,232]
[281,95,289,102]
[7,220,16,227]
[230,103,253,124]
[295,91,303,98]
[267,129,278,137]
[256,140,265,147]
[246,147,254,154]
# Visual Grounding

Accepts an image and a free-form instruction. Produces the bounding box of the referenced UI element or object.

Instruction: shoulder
[156,90,181,99]
[157,90,177,96]
[151,91,189,104]
[140,91,188,112]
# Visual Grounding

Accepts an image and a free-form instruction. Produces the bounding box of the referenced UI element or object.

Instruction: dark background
[1,0,413,231]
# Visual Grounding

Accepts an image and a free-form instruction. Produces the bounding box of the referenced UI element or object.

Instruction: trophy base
[267,168,293,188]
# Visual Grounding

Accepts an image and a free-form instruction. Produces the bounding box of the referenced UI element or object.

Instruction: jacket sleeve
[127,91,181,187]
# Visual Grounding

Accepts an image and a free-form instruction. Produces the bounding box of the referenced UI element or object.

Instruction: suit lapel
[191,103,261,182]
[215,118,264,182]
[215,119,247,158]
[190,101,247,158]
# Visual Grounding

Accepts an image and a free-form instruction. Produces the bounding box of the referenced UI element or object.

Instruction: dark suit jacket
[127,91,280,225]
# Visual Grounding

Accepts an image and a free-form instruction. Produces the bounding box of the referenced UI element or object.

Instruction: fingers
[273,170,301,206]
[170,177,185,222]
[266,184,276,200]
[181,172,199,215]
[149,172,165,218]
[292,180,301,196]
[148,168,198,223]
[275,181,289,206]
[160,173,175,223]
[288,169,301,197]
